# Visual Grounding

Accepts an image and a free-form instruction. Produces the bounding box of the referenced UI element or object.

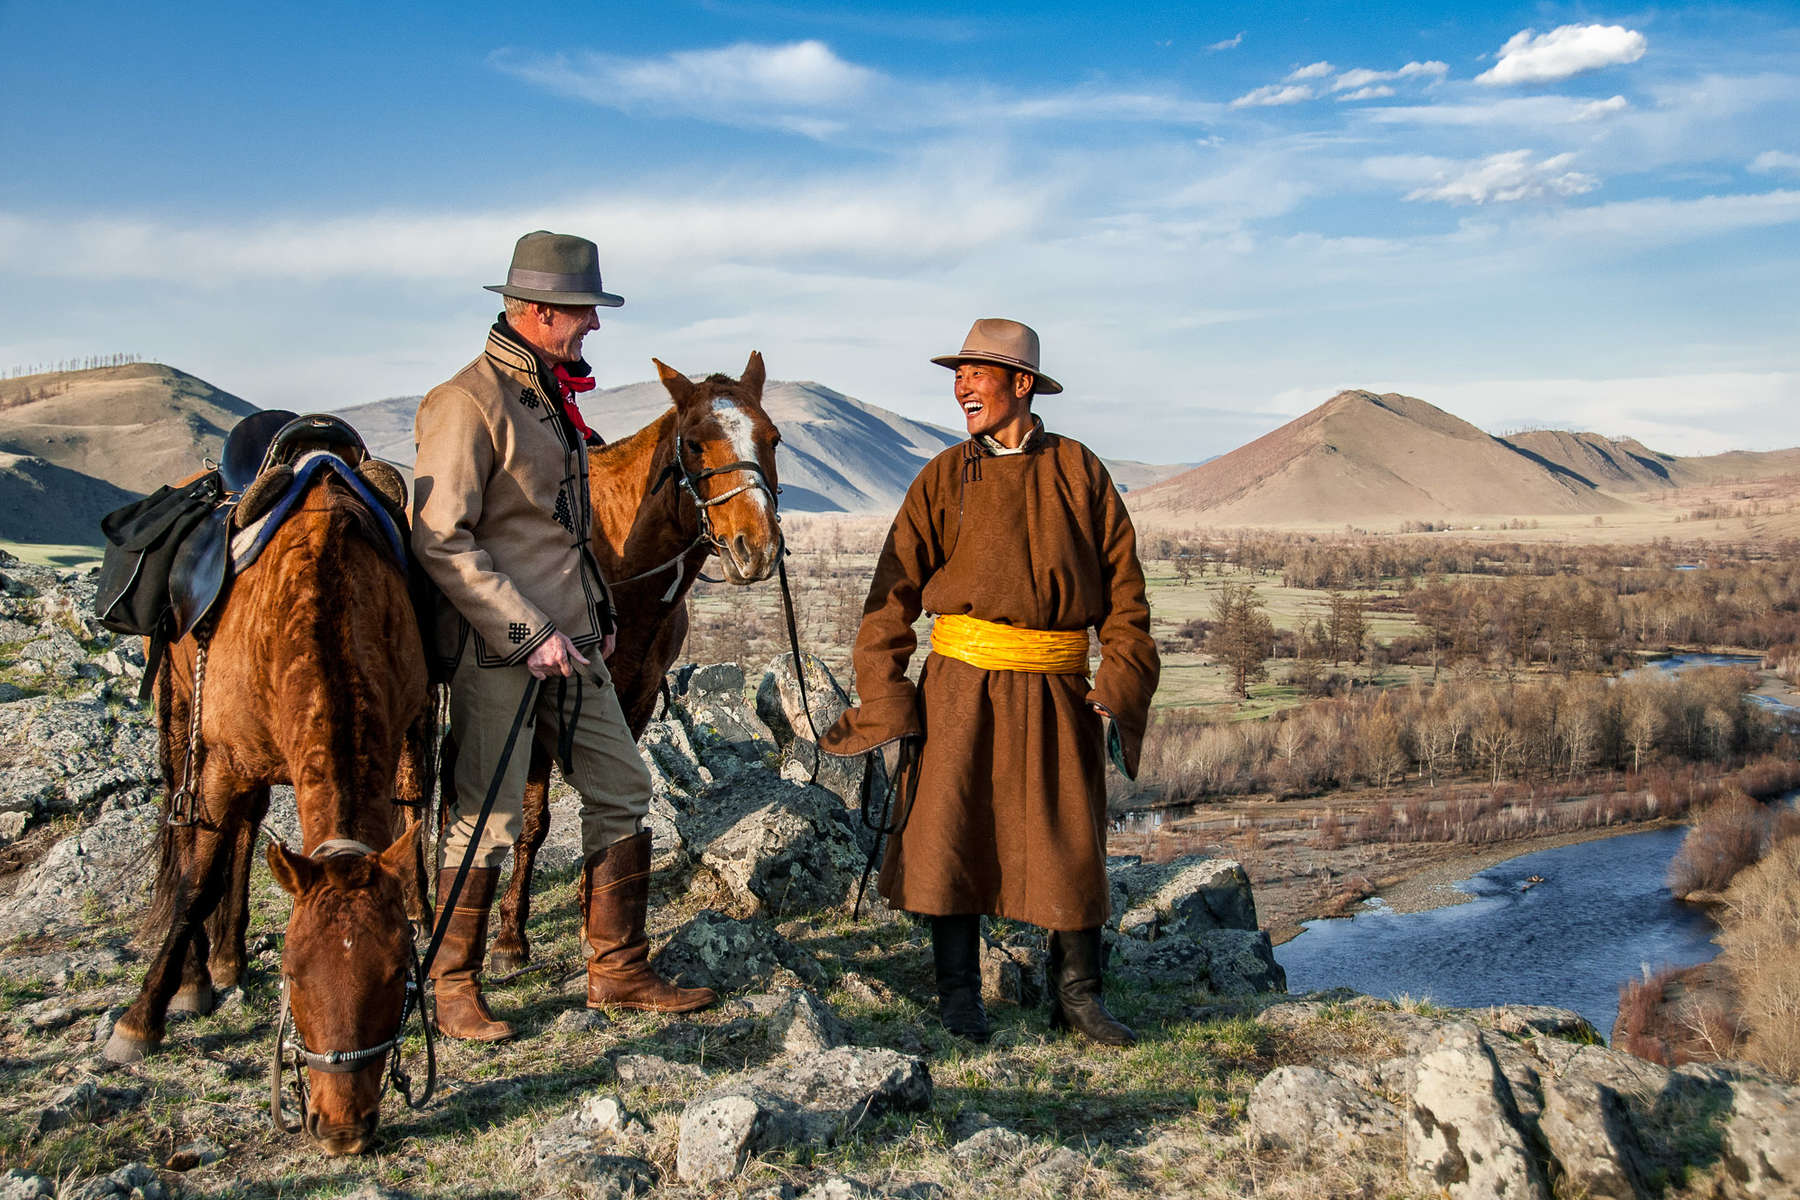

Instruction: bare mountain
[1134,390,1627,526]
[337,380,1190,514]
[0,363,256,496]
[1503,428,1800,492]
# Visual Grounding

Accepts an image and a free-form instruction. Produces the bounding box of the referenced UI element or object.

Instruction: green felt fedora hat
[930,317,1062,394]
[485,230,625,307]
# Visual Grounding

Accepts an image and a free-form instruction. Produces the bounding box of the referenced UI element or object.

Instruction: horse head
[267,824,420,1156]
[653,351,783,583]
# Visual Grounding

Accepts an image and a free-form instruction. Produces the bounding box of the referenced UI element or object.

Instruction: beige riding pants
[441,654,650,869]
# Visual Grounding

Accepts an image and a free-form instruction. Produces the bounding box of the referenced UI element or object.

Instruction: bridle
[270,838,436,1134]
[615,404,782,602]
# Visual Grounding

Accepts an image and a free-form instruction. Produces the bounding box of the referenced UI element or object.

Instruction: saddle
[97,410,410,703]
[170,412,409,647]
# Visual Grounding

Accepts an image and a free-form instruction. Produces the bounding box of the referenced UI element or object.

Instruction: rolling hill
[0,363,257,496]
[1133,390,1630,526]
[1503,428,1800,492]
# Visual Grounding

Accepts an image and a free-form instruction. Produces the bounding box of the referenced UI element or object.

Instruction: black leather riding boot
[930,915,989,1043]
[1048,927,1136,1046]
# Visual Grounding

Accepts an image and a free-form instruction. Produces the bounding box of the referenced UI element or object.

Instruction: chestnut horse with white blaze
[476,351,785,972]
[105,472,431,1157]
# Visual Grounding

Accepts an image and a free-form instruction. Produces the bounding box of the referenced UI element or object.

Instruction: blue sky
[2,1,1797,461]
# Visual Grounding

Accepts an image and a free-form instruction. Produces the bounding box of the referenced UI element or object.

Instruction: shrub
[1667,789,1770,897]
[1718,835,1800,1080]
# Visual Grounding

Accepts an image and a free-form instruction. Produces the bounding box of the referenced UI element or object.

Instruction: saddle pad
[229,451,407,575]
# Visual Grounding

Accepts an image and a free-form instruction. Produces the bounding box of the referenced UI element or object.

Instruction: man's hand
[602,632,617,661]
[526,631,590,679]
[880,735,920,781]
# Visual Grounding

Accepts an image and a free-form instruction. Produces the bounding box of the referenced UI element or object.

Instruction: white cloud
[1514,188,1800,243]
[1477,24,1647,87]
[1231,83,1313,109]
[1208,32,1244,52]
[1286,61,1335,82]
[1404,150,1598,204]
[1751,150,1800,174]
[1338,86,1396,102]
[1332,61,1448,92]
[1362,93,1631,127]
[497,39,876,109]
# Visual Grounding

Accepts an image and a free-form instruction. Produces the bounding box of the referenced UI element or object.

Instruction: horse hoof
[489,948,528,975]
[170,983,216,1017]
[103,1029,156,1064]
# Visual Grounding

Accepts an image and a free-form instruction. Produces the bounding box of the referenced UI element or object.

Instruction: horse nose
[309,1109,379,1156]
[732,534,752,571]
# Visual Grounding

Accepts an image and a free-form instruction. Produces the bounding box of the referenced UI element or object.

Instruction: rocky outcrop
[1106,854,1287,997]
[676,1047,933,1184]
[1249,993,1800,1200]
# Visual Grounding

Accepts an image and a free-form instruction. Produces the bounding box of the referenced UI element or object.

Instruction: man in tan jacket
[412,231,714,1040]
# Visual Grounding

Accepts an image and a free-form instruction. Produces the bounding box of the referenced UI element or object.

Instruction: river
[1274,826,1717,1035]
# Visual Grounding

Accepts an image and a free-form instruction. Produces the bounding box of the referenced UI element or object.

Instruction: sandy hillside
[1503,428,1800,492]
[0,363,256,496]
[1134,390,1633,527]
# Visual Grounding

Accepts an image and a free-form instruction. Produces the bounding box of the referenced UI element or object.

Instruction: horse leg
[490,740,552,974]
[200,784,269,995]
[107,810,239,1063]
[394,710,435,925]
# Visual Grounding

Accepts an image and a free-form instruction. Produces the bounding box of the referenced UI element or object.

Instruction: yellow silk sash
[929,612,1090,675]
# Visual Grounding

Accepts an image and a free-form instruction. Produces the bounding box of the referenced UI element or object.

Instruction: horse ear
[742,350,766,396]
[376,822,422,891]
[267,841,321,896]
[653,359,697,409]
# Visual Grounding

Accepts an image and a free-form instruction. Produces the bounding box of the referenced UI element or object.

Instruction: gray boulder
[33,1081,142,1134]
[1109,855,1259,936]
[980,936,1045,1007]
[676,1047,933,1184]
[1538,1077,1650,1200]
[1249,1065,1399,1156]
[1405,1023,1549,1200]
[652,911,826,994]
[0,1171,53,1200]
[675,663,779,767]
[60,1164,167,1200]
[759,987,853,1056]
[0,802,159,940]
[756,652,852,749]
[683,772,864,916]
[532,1093,658,1197]
[1719,1077,1800,1197]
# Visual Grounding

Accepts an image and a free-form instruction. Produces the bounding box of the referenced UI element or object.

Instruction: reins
[854,736,920,918]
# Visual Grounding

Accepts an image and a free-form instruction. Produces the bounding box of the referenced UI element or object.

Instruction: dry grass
[1717,834,1800,1081]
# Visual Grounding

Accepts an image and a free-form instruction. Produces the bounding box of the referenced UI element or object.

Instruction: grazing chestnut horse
[480,351,785,972]
[105,470,431,1158]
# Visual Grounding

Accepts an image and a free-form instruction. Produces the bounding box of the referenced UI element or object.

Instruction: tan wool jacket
[412,321,614,671]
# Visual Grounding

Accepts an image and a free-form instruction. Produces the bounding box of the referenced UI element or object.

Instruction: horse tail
[140,643,186,941]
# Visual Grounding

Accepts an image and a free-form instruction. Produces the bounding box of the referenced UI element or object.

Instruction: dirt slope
[0,363,256,496]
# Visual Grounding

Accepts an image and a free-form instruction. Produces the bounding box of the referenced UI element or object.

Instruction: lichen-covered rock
[675,662,778,767]
[1249,1065,1399,1155]
[532,1093,658,1196]
[0,1170,53,1200]
[756,652,852,750]
[33,1080,143,1134]
[612,1053,709,1092]
[652,911,826,994]
[0,801,159,940]
[1108,855,1258,936]
[677,1048,933,1183]
[1538,1077,1650,1200]
[1405,1023,1549,1200]
[1719,1077,1800,1197]
[763,987,853,1056]
[980,935,1045,1007]
[683,773,864,916]
[60,1163,167,1200]
[1483,1004,1599,1042]
[952,1125,1029,1165]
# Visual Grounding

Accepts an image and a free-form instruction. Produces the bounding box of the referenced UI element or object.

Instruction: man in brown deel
[822,318,1160,1045]
[412,231,714,1040]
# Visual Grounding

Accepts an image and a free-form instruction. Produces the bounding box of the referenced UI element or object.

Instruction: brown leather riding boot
[582,832,716,1013]
[428,867,515,1042]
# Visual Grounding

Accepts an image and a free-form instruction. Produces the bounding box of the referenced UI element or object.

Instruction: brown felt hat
[485,230,625,307]
[930,317,1062,395]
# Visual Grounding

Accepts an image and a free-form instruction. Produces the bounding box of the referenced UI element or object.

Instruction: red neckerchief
[552,364,598,441]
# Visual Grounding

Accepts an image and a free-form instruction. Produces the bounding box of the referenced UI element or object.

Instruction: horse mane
[142,472,410,942]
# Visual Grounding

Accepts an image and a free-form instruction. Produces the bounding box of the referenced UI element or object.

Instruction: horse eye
[685,439,702,456]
